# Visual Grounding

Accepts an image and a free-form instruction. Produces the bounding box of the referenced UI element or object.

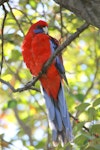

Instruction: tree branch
[0,22,89,93]
[0,5,8,76]
[0,78,40,92]
[42,22,89,71]
[69,113,99,138]
[59,4,63,38]
[54,0,100,29]
[0,0,8,6]
[18,22,89,90]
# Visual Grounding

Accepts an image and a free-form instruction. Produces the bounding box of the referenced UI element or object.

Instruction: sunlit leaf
[10,49,21,61]
[27,146,35,150]
[8,99,17,108]
[29,0,37,8]
[93,98,100,107]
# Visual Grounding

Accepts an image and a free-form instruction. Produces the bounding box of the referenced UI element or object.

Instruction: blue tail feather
[58,83,67,117]
[54,105,63,131]
[49,120,58,141]
[58,83,73,140]
[42,89,55,121]
[41,83,73,147]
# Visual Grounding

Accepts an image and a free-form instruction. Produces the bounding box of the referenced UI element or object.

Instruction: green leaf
[11,50,21,61]
[86,138,100,150]
[92,145,100,150]
[75,93,84,102]
[93,98,100,107]
[29,0,37,8]
[74,134,88,145]
[85,147,98,150]
[88,107,96,120]
[90,124,100,134]
[8,99,17,108]
[27,146,35,150]
[76,103,90,112]
[34,140,46,149]
[74,122,85,133]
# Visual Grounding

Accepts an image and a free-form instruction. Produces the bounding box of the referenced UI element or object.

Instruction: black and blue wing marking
[50,37,69,87]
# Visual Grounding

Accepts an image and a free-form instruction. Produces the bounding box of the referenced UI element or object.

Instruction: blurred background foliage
[0,0,100,150]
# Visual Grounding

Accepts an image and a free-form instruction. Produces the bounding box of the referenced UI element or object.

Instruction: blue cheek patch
[34,28,43,34]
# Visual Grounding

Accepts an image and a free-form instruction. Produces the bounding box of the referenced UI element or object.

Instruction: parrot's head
[29,20,48,35]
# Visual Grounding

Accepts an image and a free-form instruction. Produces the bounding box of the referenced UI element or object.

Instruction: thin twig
[84,46,99,99]
[69,113,89,132]
[59,4,63,37]
[69,113,99,138]
[0,78,40,92]
[7,2,25,36]
[10,7,32,25]
[0,5,8,76]
[13,107,33,146]
[0,138,22,150]
[41,0,46,19]
[30,90,47,115]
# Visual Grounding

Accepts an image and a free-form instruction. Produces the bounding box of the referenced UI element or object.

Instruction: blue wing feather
[50,40,65,74]
[50,38,69,87]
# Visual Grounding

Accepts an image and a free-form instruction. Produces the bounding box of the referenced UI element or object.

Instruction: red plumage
[22,21,61,100]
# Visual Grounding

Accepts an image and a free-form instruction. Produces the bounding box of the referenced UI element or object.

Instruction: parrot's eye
[36,25,42,29]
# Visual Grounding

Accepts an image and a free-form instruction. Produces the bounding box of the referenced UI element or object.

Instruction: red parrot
[22,20,73,146]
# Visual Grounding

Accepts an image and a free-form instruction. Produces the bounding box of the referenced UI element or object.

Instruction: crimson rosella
[22,20,73,147]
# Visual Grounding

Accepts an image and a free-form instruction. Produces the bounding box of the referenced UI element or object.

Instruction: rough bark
[0,0,8,6]
[54,0,100,28]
